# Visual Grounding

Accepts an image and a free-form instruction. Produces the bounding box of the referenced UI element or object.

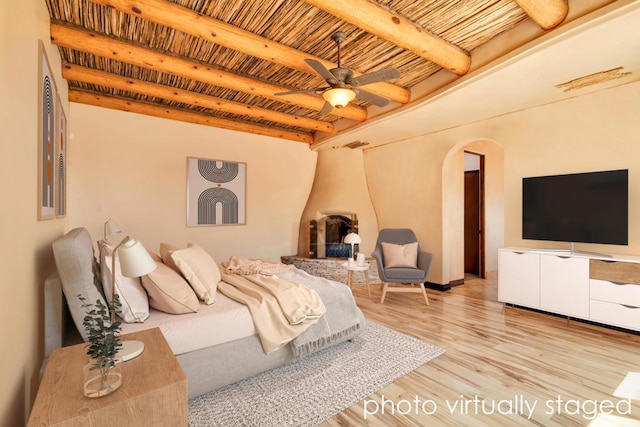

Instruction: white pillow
[170,243,220,305]
[99,240,150,323]
[381,242,419,268]
[141,262,200,314]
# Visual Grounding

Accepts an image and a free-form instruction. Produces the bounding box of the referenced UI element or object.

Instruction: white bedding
[120,267,356,357]
[121,291,256,355]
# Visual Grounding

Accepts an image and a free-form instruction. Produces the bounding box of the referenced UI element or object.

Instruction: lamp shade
[104,219,122,241]
[323,88,356,108]
[117,238,157,278]
[344,232,362,245]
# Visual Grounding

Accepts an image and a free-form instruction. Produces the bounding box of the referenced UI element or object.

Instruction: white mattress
[120,291,256,356]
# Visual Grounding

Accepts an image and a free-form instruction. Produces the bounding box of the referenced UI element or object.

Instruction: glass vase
[83,357,122,398]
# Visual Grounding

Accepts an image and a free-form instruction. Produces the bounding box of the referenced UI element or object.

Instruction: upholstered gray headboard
[51,227,106,344]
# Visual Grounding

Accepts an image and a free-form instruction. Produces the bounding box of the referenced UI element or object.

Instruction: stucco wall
[68,104,317,263]
[298,148,378,258]
[364,138,451,284]
[361,81,639,285]
[1,0,69,425]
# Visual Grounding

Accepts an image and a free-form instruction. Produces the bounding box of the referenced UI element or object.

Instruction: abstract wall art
[187,157,246,226]
[55,94,67,218]
[38,41,57,220]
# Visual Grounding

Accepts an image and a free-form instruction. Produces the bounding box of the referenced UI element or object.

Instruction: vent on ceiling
[556,67,632,92]
[344,141,370,149]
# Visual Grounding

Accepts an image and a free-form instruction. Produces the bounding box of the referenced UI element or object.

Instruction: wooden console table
[28,327,187,426]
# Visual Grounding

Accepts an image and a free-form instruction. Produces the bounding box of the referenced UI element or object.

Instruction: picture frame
[37,41,57,220]
[187,157,246,226]
[55,94,67,217]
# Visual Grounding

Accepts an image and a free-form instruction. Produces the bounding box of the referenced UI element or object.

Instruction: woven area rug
[188,321,445,427]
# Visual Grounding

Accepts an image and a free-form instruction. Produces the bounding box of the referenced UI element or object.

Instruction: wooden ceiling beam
[90,0,410,104]
[303,0,471,76]
[514,0,569,30]
[63,63,334,134]
[69,90,314,143]
[50,23,368,122]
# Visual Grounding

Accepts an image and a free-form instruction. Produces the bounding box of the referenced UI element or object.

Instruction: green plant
[78,294,123,383]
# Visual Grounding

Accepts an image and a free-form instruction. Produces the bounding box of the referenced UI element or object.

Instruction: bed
[47,227,365,398]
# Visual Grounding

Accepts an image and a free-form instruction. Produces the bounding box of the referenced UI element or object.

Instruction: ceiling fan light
[323,88,356,108]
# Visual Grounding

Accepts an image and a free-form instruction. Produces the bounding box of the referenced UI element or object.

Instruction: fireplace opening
[309,213,358,258]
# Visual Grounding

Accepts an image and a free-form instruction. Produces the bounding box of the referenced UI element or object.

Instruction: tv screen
[522,169,628,245]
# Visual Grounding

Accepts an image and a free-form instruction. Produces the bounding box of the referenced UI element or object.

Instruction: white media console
[498,247,640,332]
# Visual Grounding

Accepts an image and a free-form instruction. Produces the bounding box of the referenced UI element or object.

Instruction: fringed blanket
[279,268,362,357]
[218,273,326,354]
[219,265,363,357]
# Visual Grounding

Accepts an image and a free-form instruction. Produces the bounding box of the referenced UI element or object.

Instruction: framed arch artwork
[186,157,246,226]
[38,41,57,220]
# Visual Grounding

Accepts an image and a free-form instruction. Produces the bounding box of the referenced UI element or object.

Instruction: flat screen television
[522,169,628,245]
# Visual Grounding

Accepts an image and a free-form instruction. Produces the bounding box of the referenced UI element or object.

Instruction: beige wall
[362,81,638,285]
[364,139,452,284]
[298,148,378,257]
[1,0,68,425]
[68,104,317,263]
[502,82,640,255]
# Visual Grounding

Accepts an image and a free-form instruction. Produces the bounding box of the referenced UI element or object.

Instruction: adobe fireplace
[309,213,358,258]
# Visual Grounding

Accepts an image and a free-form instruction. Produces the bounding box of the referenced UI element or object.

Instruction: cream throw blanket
[218,273,326,354]
[224,256,293,276]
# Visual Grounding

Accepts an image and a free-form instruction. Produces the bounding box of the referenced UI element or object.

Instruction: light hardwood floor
[321,276,640,426]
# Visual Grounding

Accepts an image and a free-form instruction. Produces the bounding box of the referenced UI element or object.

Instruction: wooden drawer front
[590,299,640,331]
[590,279,640,306]
[590,260,640,285]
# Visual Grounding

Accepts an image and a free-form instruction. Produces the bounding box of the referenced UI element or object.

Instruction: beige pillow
[149,251,163,263]
[160,243,181,273]
[170,243,220,305]
[381,242,419,268]
[141,262,199,314]
[99,240,150,323]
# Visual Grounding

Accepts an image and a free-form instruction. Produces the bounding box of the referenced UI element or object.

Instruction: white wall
[1,0,68,425]
[68,104,317,263]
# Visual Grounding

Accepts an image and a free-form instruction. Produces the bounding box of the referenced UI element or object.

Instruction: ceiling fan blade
[275,88,324,96]
[348,67,401,87]
[305,59,339,85]
[319,101,334,116]
[354,89,391,107]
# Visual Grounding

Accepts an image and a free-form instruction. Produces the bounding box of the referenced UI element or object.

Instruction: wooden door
[464,170,480,274]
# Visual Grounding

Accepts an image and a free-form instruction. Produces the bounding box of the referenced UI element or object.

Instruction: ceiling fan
[275,31,401,116]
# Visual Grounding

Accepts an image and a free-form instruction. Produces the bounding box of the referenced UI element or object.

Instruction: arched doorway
[442,139,504,284]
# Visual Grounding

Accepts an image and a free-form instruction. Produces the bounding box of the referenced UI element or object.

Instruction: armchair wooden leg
[380,282,389,304]
[419,283,430,305]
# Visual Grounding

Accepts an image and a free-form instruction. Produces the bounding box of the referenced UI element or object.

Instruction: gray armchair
[371,228,434,305]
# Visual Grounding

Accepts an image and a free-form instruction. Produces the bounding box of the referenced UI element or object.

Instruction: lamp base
[118,339,144,362]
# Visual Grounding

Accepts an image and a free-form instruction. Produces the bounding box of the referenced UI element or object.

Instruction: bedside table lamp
[111,236,157,361]
[103,218,122,242]
[344,232,362,260]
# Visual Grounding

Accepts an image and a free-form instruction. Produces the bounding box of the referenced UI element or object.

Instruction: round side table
[341,262,371,297]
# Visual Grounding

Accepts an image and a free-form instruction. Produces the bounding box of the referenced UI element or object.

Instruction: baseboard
[425,281,451,291]
[449,278,465,287]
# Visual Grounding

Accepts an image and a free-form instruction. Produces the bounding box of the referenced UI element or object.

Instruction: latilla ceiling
[44,0,570,144]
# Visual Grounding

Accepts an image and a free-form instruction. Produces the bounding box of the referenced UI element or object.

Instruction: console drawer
[590,260,640,285]
[590,299,640,331]
[590,279,640,306]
